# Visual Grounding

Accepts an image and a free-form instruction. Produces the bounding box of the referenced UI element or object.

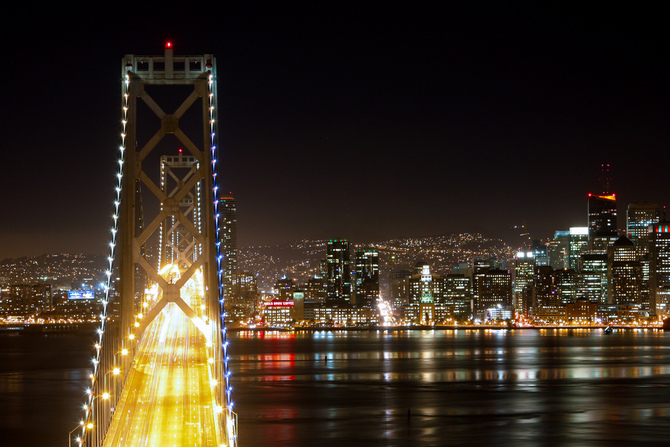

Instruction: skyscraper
[607,236,641,306]
[627,203,661,251]
[581,253,608,303]
[354,249,379,308]
[627,203,660,313]
[219,194,237,299]
[513,250,535,317]
[444,274,471,318]
[649,223,670,316]
[588,163,617,236]
[159,152,203,268]
[588,193,617,239]
[548,230,569,269]
[326,239,352,305]
[568,227,589,270]
[475,269,512,316]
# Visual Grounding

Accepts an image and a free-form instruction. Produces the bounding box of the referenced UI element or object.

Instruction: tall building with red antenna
[588,164,618,242]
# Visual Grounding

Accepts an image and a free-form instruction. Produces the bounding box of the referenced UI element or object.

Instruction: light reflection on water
[231,329,670,446]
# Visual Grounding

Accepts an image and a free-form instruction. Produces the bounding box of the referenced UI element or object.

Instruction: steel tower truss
[77,46,235,447]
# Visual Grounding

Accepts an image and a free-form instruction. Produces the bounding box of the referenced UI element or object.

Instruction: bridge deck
[103,303,222,446]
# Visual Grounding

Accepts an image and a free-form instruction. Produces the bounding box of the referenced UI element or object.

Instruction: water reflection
[231,330,670,446]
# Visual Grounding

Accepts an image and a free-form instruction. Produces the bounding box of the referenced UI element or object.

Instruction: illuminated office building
[354,249,379,308]
[444,274,471,318]
[274,275,295,301]
[475,269,512,315]
[533,266,562,321]
[389,270,412,307]
[531,240,549,266]
[513,250,535,317]
[627,204,660,312]
[581,253,608,303]
[326,239,352,305]
[304,276,328,305]
[568,227,589,270]
[548,231,569,269]
[219,194,238,299]
[649,223,670,316]
[588,193,617,239]
[226,271,258,322]
[472,257,501,309]
[607,236,641,306]
[627,203,661,251]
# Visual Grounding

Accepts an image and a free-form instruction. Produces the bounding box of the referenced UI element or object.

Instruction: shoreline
[228,325,665,333]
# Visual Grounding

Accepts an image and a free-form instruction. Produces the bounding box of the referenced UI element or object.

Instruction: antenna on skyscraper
[599,163,612,195]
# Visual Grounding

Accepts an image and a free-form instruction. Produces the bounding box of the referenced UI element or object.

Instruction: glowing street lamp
[68,421,84,447]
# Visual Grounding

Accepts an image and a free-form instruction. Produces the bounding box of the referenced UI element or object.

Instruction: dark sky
[1,3,669,259]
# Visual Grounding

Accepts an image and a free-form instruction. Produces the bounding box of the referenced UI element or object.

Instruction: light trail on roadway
[102,269,223,447]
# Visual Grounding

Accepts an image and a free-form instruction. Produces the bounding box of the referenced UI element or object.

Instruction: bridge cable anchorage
[75,48,236,447]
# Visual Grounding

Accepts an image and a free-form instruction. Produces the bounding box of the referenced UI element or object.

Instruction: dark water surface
[4,329,670,446]
[230,329,670,447]
[0,331,91,446]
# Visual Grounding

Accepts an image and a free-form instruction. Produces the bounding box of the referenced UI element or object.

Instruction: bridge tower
[75,44,235,446]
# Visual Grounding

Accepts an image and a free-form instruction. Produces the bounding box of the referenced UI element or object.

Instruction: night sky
[2,3,669,259]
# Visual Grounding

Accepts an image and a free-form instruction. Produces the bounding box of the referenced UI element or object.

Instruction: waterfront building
[313,306,379,326]
[263,300,294,327]
[404,302,453,324]
[565,299,598,323]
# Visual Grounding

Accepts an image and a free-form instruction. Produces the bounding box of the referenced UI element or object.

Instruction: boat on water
[604,326,613,334]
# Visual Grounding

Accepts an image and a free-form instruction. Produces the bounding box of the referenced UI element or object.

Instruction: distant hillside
[0,253,105,289]
[0,234,513,293]
[238,233,514,291]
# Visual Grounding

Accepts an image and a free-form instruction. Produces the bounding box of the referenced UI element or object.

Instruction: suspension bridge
[70,44,237,447]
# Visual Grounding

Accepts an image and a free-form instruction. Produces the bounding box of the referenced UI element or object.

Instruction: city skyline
[3,4,670,260]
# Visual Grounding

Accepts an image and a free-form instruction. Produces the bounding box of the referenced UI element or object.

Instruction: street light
[84,392,111,446]
[68,421,84,447]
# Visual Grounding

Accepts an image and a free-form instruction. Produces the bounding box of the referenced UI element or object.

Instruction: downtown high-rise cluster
[217,173,670,327]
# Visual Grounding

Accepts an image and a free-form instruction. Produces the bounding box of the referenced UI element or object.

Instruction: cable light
[79,67,130,446]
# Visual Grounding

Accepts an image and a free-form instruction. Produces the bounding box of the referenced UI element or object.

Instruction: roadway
[102,300,222,447]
